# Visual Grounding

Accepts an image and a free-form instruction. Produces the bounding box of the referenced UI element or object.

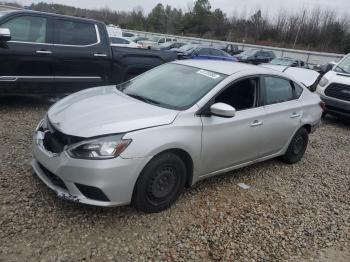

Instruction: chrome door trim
[36,50,53,54]
[94,53,107,57]
[8,24,101,48]
[0,76,102,82]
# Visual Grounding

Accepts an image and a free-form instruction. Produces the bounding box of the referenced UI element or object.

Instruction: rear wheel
[280,127,309,164]
[133,152,186,213]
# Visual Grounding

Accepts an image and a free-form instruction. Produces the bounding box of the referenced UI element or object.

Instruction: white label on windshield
[197,70,221,79]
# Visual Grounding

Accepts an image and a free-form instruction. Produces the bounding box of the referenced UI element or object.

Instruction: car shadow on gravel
[30,157,279,218]
[0,96,52,108]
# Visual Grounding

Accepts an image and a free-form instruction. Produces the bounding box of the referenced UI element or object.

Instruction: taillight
[319,101,326,111]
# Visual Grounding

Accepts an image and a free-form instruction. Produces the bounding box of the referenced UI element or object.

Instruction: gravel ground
[0,97,349,262]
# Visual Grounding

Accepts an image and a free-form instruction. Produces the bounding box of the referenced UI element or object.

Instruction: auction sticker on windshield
[197,70,221,79]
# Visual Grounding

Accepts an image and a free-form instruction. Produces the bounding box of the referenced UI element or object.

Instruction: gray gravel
[0,97,349,261]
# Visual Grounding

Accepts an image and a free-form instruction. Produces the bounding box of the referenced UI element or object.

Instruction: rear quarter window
[294,83,304,98]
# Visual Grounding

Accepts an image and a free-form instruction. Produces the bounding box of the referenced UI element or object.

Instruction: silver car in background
[32,60,323,213]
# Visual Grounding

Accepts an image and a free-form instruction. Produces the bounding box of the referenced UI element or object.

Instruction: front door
[0,14,54,93]
[200,77,265,174]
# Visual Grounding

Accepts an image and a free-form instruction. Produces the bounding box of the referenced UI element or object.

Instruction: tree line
[1,0,349,53]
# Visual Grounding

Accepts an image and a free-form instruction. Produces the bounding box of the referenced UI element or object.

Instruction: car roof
[0,9,102,24]
[173,60,272,75]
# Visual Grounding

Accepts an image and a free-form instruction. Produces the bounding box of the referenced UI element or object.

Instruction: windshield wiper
[116,81,131,92]
[125,92,161,105]
[335,65,350,74]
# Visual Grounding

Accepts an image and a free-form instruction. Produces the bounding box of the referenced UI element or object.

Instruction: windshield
[240,49,257,56]
[271,58,294,66]
[334,54,350,74]
[117,63,227,110]
[149,36,160,42]
[178,44,198,52]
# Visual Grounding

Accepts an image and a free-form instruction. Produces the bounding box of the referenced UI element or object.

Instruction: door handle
[250,120,263,127]
[290,113,301,118]
[36,50,52,55]
[94,53,107,57]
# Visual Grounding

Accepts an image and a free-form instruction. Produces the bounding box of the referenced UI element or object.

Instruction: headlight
[318,77,329,87]
[67,135,131,160]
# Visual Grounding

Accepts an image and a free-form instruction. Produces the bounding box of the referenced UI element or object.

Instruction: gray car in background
[32,60,323,213]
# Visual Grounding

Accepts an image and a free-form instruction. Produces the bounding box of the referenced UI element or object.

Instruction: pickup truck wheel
[280,127,309,164]
[133,152,186,213]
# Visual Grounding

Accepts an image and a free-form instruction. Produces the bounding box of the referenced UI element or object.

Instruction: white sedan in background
[109,36,141,48]
[32,60,323,213]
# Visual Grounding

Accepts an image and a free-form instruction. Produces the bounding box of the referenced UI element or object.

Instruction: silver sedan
[32,60,323,213]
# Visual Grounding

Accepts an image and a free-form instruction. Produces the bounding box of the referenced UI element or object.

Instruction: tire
[133,152,186,213]
[280,127,309,164]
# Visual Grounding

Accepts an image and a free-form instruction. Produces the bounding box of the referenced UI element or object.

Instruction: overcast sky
[13,0,350,16]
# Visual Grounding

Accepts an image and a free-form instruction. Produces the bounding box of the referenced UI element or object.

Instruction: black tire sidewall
[282,128,309,164]
[133,152,186,213]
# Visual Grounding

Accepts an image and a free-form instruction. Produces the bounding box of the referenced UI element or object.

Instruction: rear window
[122,32,134,37]
[110,37,129,44]
[55,20,97,46]
[264,77,295,105]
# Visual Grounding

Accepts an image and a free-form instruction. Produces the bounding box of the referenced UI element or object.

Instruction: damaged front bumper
[31,120,150,207]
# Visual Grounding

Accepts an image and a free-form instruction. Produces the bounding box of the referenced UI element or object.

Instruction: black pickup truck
[0,10,176,95]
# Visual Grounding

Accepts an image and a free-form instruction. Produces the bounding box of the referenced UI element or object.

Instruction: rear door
[52,18,111,92]
[0,13,54,92]
[258,76,303,157]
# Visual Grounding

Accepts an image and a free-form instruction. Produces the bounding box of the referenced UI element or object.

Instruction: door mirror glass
[210,103,236,118]
[0,28,11,42]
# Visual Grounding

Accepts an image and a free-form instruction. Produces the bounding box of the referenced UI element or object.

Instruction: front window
[1,15,47,43]
[159,42,173,48]
[117,63,227,110]
[334,54,350,74]
[215,78,258,111]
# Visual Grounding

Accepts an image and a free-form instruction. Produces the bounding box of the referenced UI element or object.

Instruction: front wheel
[133,152,186,213]
[280,127,309,164]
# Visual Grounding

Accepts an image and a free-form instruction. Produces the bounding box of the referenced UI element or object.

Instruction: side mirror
[210,103,236,118]
[0,28,11,42]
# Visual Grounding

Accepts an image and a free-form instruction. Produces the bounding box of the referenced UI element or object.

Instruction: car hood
[260,64,320,87]
[324,70,350,85]
[47,86,179,138]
